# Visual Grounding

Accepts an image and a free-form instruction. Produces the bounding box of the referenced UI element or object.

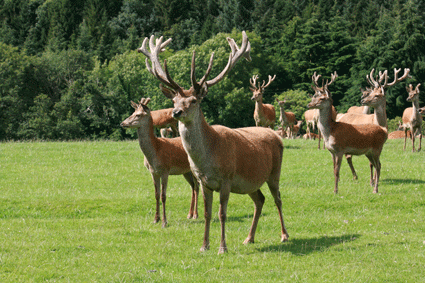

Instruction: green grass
[0,139,424,282]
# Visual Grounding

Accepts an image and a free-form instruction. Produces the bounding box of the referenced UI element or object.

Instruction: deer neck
[254,99,265,117]
[373,102,388,129]
[412,97,420,117]
[279,106,287,123]
[317,102,334,143]
[136,117,159,164]
[178,107,214,169]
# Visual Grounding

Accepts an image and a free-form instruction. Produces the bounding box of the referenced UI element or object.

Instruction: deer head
[121,98,152,129]
[249,74,276,102]
[406,83,421,102]
[138,31,251,124]
[308,72,338,109]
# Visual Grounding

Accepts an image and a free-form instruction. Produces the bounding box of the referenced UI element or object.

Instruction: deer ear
[131,101,139,109]
[160,84,176,99]
[249,87,255,92]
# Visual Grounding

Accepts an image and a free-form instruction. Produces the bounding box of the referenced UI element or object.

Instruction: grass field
[0,138,424,282]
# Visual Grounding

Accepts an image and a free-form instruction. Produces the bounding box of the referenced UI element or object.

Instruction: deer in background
[402,83,422,152]
[121,98,199,227]
[151,108,179,137]
[250,74,276,129]
[276,98,296,138]
[139,31,289,254]
[336,68,409,180]
[292,120,302,138]
[308,71,388,194]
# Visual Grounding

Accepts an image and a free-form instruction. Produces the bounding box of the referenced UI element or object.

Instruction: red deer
[138,31,289,254]
[402,83,422,152]
[121,98,199,227]
[276,98,296,138]
[308,72,388,194]
[250,74,276,128]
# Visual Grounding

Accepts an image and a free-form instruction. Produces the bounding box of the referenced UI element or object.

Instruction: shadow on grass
[381,178,425,185]
[257,234,360,255]
[284,145,301,150]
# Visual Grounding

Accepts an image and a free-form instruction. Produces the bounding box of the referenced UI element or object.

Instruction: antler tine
[250,75,259,89]
[261,75,276,89]
[386,68,410,87]
[326,71,338,87]
[367,68,380,88]
[205,31,251,87]
[312,72,322,87]
[138,35,181,91]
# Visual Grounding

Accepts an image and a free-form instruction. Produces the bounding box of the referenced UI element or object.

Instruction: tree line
[1,0,424,140]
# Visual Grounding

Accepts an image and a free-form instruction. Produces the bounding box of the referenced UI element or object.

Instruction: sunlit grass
[0,139,424,282]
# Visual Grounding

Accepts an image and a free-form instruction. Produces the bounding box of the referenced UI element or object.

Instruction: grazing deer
[276,98,296,138]
[402,83,422,152]
[121,98,199,227]
[250,74,276,128]
[336,68,409,180]
[151,108,179,137]
[308,72,388,194]
[138,31,289,254]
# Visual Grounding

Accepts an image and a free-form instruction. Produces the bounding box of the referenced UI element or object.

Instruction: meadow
[0,138,424,282]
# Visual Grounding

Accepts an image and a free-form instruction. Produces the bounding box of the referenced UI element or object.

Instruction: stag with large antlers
[308,72,388,194]
[121,98,199,227]
[249,74,276,128]
[402,83,422,152]
[138,31,289,254]
[337,68,409,180]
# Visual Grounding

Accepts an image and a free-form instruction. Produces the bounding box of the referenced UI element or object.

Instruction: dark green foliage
[1,0,425,140]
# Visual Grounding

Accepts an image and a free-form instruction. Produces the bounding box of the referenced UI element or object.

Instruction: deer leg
[412,130,416,152]
[200,185,213,252]
[218,183,231,254]
[243,190,265,244]
[419,131,422,152]
[151,174,161,224]
[183,172,199,219]
[345,154,358,180]
[404,129,408,150]
[171,124,178,138]
[160,174,168,228]
[318,129,321,149]
[366,154,381,194]
[333,153,343,194]
[267,181,289,242]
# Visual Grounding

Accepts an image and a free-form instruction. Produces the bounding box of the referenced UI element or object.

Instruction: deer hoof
[200,244,210,252]
[161,221,168,228]
[218,246,228,254]
[243,237,254,245]
[281,234,289,242]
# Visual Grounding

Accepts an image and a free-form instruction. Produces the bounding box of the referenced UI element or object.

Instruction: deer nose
[173,109,183,118]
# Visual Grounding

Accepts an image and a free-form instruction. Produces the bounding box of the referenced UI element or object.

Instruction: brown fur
[121,99,199,227]
[347,105,371,114]
[402,84,422,151]
[309,72,388,194]
[277,99,296,138]
[388,130,411,139]
[151,108,179,137]
[250,75,277,128]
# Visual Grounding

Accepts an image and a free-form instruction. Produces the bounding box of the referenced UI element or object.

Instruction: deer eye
[190,98,197,104]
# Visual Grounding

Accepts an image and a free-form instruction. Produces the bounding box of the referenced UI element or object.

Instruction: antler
[250,75,259,89]
[325,71,338,87]
[138,35,182,91]
[312,72,322,88]
[261,75,276,89]
[385,68,410,87]
[201,31,251,87]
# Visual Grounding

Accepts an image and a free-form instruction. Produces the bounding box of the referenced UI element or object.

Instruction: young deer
[138,31,289,254]
[276,98,296,138]
[121,98,199,227]
[151,108,179,137]
[292,120,302,138]
[250,74,276,128]
[308,72,388,194]
[402,83,422,152]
